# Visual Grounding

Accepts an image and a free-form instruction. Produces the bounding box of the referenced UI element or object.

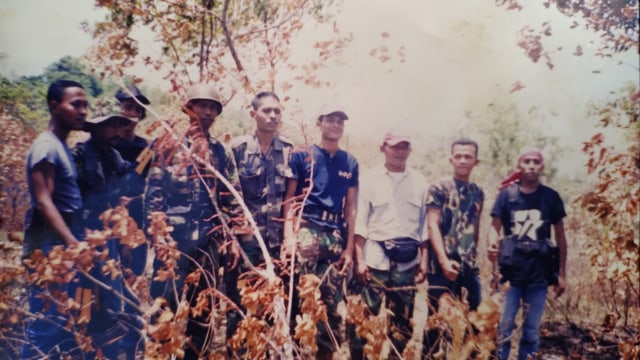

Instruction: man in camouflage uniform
[283,105,358,360]
[144,83,244,360]
[349,131,428,359]
[226,91,293,345]
[423,138,484,356]
[72,112,135,358]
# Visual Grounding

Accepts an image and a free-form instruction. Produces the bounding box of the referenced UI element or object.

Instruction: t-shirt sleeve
[289,151,305,181]
[426,183,446,209]
[549,189,566,224]
[349,158,359,188]
[28,138,58,170]
[490,190,508,218]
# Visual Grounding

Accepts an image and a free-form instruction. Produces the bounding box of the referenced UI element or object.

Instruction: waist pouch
[498,234,559,284]
[379,237,420,263]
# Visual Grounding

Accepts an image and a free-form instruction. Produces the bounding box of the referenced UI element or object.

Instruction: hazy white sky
[1,0,637,176]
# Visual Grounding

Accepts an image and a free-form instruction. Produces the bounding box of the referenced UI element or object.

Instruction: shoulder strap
[507,183,520,204]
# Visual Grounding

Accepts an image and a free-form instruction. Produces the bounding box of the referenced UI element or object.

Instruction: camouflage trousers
[348,266,417,360]
[293,220,346,353]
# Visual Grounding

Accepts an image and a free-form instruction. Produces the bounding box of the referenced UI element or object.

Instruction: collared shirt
[427,177,484,268]
[355,164,428,271]
[289,144,359,229]
[230,133,293,248]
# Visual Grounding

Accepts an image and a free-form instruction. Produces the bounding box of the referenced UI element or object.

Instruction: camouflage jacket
[144,135,244,252]
[230,133,293,248]
[426,178,484,268]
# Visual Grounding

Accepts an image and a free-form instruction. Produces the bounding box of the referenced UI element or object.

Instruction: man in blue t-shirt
[487,150,567,360]
[22,79,88,359]
[283,105,358,359]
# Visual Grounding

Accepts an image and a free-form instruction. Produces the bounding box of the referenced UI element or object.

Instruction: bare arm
[31,161,79,247]
[415,240,429,284]
[354,234,368,283]
[553,220,567,297]
[487,217,502,262]
[281,178,298,252]
[339,186,357,274]
[427,207,459,281]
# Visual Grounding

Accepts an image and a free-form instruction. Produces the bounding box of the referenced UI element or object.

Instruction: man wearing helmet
[144,83,245,360]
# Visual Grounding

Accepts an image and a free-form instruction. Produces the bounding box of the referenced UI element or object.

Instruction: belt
[516,240,541,253]
[302,206,343,225]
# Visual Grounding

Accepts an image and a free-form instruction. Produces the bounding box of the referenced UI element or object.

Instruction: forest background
[0,0,638,359]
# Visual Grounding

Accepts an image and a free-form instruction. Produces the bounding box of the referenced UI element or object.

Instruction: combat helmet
[185,83,223,115]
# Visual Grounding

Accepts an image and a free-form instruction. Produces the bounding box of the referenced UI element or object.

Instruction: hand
[226,241,240,270]
[65,238,79,248]
[554,275,566,298]
[487,242,499,262]
[441,258,460,281]
[338,250,353,276]
[414,261,428,284]
[355,259,369,284]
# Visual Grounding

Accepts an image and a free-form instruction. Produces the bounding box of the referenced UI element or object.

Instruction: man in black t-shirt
[487,150,567,360]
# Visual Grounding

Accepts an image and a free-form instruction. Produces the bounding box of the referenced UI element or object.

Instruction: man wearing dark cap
[349,131,428,359]
[487,150,567,360]
[283,105,359,359]
[144,83,245,360]
[112,85,152,359]
[72,111,135,358]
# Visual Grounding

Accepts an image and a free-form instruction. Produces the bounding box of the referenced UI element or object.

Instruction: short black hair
[451,138,479,156]
[47,79,84,104]
[251,91,280,110]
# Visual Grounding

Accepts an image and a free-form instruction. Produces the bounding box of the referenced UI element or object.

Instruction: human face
[450,144,479,181]
[252,96,282,134]
[317,115,345,141]
[119,98,145,120]
[518,155,544,183]
[50,87,88,131]
[92,118,126,147]
[189,99,219,132]
[381,142,411,172]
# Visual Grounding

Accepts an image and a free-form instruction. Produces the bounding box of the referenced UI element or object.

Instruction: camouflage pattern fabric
[427,178,484,269]
[144,136,243,256]
[231,133,293,251]
[348,267,417,359]
[145,135,243,359]
[294,220,346,352]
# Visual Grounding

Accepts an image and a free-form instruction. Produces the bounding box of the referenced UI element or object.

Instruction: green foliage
[0,75,48,131]
[43,56,103,97]
[468,101,564,183]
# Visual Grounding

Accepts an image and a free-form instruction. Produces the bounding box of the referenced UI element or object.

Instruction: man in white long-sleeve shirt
[348,131,428,359]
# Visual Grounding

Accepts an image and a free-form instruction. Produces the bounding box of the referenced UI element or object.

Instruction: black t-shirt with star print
[491,184,566,286]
